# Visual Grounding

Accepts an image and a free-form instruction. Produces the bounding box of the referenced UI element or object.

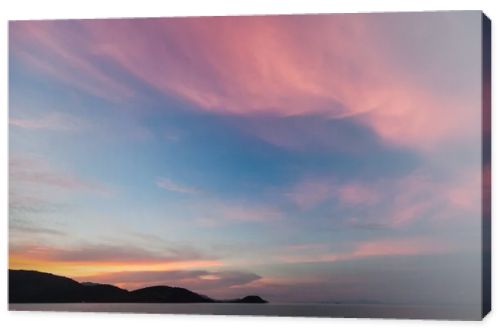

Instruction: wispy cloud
[217,202,283,223]
[10,155,113,197]
[156,177,200,194]
[285,166,480,230]
[10,112,85,131]
[10,14,479,151]
[378,169,481,228]
[9,224,66,237]
[193,199,284,226]
[276,237,453,265]
[10,21,135,102]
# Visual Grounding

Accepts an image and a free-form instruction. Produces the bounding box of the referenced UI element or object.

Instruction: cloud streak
[156,177,200,194]
[9,242,222,278]
[276,237,453,265]
[193,199,285,226]
[10,21,135,102]
[10,155,112,197]
[10,112,85,131]
[10,224,66,237]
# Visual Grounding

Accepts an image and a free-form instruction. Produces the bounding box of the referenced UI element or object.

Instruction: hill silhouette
[9,270,267,304]
[130,286,213,303]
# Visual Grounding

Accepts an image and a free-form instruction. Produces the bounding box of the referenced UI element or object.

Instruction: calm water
[9,303,481,320]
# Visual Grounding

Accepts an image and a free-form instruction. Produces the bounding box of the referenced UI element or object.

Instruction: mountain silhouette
[9,270,268,304]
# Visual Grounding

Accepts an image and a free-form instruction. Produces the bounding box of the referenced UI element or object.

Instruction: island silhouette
[9,269,268,304]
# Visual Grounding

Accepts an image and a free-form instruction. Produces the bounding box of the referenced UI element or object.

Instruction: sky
[9,11,486,305]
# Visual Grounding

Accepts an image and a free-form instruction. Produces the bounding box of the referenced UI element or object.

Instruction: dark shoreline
[9,269,267,304]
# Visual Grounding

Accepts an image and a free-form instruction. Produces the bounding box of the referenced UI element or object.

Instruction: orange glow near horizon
[9,254,223,279]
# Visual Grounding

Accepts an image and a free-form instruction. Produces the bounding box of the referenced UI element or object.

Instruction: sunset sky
[9,11,485,305]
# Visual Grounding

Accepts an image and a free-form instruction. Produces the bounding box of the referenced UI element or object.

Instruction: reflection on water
[9,303,481,320]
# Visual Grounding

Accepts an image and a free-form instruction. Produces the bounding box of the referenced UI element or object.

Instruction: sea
[9,303,481,320]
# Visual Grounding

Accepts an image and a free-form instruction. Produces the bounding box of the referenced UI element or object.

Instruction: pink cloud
[84,17,342,116]
[387,169,481,227]
[277,237,452,265]
[10,14,480,151]
[350,238,448,258]
[285,166,481,228]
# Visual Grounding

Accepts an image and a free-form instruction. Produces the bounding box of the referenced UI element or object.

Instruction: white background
[0,0,498,333]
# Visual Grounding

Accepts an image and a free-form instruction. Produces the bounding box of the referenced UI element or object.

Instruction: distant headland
[9,269,268,304]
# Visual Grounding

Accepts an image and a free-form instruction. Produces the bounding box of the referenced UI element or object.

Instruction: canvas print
[8,11,491,320]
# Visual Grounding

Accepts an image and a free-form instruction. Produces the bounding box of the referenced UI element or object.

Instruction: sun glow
[9,254,223,278]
